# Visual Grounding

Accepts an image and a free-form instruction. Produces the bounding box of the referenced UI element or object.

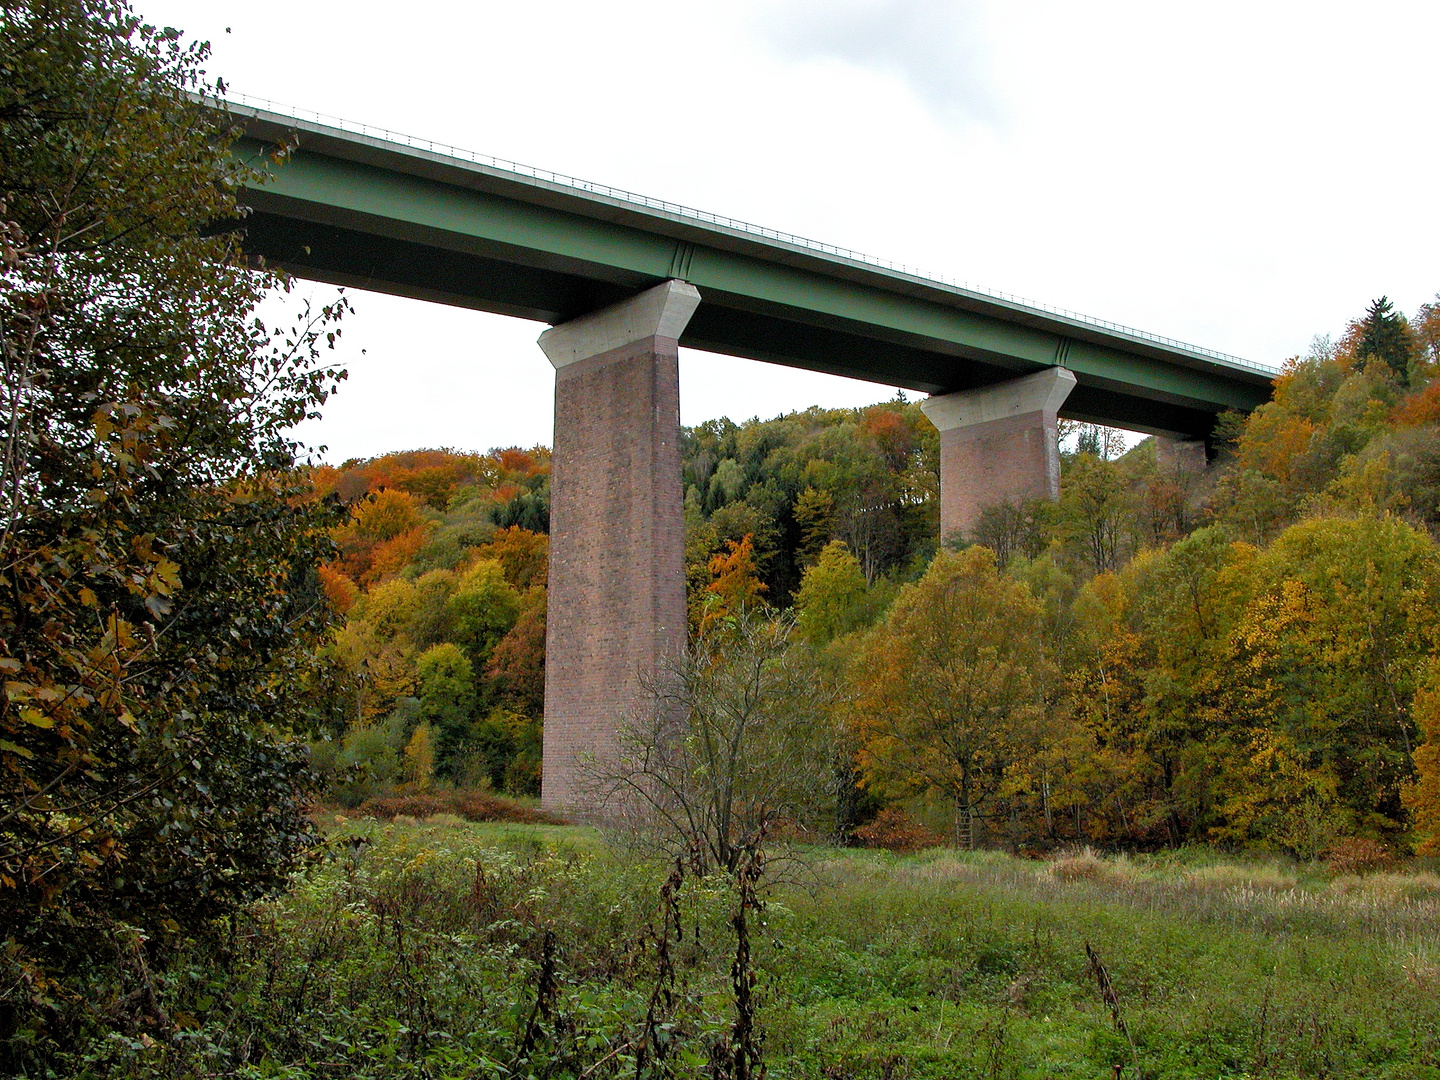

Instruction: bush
[1045,846,1142,885]
[327,716,407,808]
[1047,847,1110,881]
[351,789,566,825]
[853,807,944,853]
[1326,837,1397,877]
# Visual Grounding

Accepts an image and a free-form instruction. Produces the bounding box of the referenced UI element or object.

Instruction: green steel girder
[227,109,1272,441]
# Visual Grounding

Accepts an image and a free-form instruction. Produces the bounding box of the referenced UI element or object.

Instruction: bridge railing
[220,90,1280,378]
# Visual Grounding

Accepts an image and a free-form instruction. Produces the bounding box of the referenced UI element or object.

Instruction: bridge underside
[239,204,1245,443]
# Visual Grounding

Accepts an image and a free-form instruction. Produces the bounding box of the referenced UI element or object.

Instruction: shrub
[853,807,945,853]
[1045,847,1142,885]
[352,789,566,825]
[1326,838,1397,877]
[330,716,407,808]
[1047,847,1109,882]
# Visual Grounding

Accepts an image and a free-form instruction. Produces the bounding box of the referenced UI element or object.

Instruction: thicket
[0,0,347,1064]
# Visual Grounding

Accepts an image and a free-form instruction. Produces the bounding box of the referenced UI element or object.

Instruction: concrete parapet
[920,367,1077,541]
[537,280,698,813]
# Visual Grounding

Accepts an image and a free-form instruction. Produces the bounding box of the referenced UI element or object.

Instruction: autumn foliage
[304,449,551,799]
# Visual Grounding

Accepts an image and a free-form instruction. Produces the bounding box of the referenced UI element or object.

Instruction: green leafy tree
[794,540,882,645]
[1060,452,1131,574]
[0,0,346,1059]
[416,642,477,768]
[445,558,521,669]
[792,486,835,567]
[417,642,476,723]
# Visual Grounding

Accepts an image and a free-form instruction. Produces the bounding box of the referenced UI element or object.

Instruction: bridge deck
[227,98,1272,440]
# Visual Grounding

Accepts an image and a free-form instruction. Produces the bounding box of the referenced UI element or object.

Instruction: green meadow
[74,817,1440,1080]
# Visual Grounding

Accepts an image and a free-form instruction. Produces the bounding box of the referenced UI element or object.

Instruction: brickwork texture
[541,337,686,811]
[938,410,1062,540]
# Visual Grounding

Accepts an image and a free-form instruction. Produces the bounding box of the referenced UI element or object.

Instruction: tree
[700,534,766,632]
[1403,659,1440,855]
[0,0,346,1059]
[353,487,425,542]
[1355,296,1417,384]
[1060,452,1130,574]
[971,498,1047,566]
[474,525,549,589]
[402,722,437,790]
[487,588,546,716]
[446,558,521,668]
[793,540,879,645]
[792,486,835,567]
[1226,515,1440,844]
[1415,294,1440,372]
[416,641,477,770]
[594,607,834,873]
[853,547,1050,847]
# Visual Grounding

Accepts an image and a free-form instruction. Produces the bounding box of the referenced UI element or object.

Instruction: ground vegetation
[54,817,1440,1079]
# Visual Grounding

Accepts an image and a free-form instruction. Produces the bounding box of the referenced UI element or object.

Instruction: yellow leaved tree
[852,546,1051,848]
[1403,660,1440,855]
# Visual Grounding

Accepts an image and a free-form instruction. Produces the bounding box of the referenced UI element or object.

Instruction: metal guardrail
[220,89,1279,378]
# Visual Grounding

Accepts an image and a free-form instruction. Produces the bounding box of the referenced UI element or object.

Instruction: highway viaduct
[224,98,1275,812]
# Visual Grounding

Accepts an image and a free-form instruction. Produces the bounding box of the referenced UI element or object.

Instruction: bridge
[224,96,1275,810]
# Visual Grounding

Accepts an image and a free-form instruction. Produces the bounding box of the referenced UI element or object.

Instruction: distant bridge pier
[537,279,699,812]
[920,367,1077,542]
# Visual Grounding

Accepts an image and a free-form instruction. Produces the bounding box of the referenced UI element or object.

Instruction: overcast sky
[141,0,1440,462]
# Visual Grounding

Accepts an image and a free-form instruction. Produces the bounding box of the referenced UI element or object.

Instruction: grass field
[81,817,1440,1079]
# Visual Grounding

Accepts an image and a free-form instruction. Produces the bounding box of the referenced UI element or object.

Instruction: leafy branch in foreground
[1,0,348,1062]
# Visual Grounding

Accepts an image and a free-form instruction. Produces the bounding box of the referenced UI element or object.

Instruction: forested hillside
[309,294,1440,855]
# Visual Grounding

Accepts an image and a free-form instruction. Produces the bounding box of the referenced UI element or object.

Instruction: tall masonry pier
[537,281,698,810]
[221,98,1276,814]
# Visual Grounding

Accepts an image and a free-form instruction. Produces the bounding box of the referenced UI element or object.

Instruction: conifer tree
[1356,295,1417,383]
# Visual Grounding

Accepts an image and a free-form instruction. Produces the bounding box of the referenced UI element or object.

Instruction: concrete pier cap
[920,367,1077,542]
[538,279,701,368]
[537,279,699,814]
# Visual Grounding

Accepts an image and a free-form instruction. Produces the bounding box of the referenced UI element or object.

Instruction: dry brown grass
[1184,863,1298,891]
[1328,870,1440,903]
[1045,847,1139,884]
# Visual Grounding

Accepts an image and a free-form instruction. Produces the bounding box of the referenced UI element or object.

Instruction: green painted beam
[226,105,1273,439]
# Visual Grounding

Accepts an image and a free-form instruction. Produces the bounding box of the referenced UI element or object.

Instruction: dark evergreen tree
[1356,295,1417,384]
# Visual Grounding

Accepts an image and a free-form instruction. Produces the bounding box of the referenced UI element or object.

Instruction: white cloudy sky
[141,0,1440,461]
